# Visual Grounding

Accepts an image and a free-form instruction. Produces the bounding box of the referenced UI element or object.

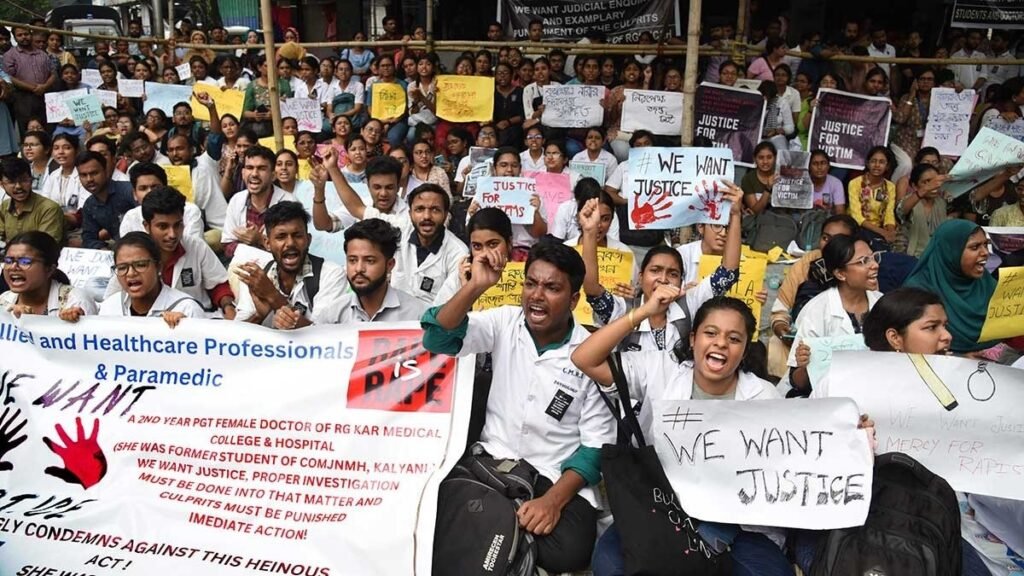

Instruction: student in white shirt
[467,147,547,260]
[520,125,546,173]
[234,201,348,329]
[986,31,1020,89]
[422,242,616,573]
[222,146,296,258]
[563,188,637,281]
[333,218,427,322]
[433,207,513,305]
[98,232,206,325]
[331,59,366,123]
[41,134,88,229]
[162,92,229,231]
[315,151,409,235]
[1,231,96,320]
[570,127,618,179]
[952,30,989,91]
[550,177,620,242]
[120,163,204,238]
[787,235,883,395]
[389,184,468,305]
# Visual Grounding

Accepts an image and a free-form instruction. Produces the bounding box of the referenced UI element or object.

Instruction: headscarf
[903,219,998,352]
[183,31,216,65]
[276,27,306,62]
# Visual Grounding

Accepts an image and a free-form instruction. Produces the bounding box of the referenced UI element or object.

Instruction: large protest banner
[951,0,1024,29]
[979,266,1024,341]
[652,398,872,529]
[808,88,892,170]
[541,85,604,128]
[923,88,976,157]
[698,252,767,338]
[475,177,536,224]
[621,89,684,135]
[694,83,765,167]
[624,147,734,230]
[945,128,1024,198]
[436,75,495,122]
[773,150,814,209]
[0,314,473,575]
[500,0,679,43]
[829,351,1024,500]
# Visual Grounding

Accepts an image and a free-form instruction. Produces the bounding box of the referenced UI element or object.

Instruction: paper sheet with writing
[828,351,1024,500]
[370,83,407,120]
[923,88,976,157]
[436,75,494,122]
[621,89,684,135]
[697,253,767,338]
[44,89,89,123]
[144,82,194,116]
[569,161,606,185]
[473,262,526,310]
[773,150,813,210]
[624,147,734,230]
[571,245,633,326]
[191,84,245,123]
[945,128,1024,199]
[653,398,872,529]
[474,177,536,224]
[279,98,323,132]
[541,85,604,128]
[979,266,1024,341]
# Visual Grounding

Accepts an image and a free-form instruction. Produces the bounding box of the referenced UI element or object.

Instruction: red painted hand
[688,180,724,221]
[631,191,673,229]
[43,418,107,489]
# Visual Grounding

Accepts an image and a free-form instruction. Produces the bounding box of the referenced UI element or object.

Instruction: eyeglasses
[706,223,729,233]
[2,256,40,269]
[21,142,41,148]
[112,259,155,276]
[526,134,544,140]
[846,252,883,267]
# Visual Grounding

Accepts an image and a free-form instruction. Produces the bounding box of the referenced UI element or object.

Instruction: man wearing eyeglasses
[0,158,64,245]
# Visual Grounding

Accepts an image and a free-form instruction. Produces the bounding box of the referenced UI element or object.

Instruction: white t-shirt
[99,284,205,318]
[221,187,296,244]
[0,280,97,316]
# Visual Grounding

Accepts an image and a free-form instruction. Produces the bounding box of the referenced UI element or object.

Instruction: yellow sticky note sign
[370,82,407,120]
[698,254,767,340]
[297,158,313,181]
[979,266,1024,342]
[572,246,634,326]
[473,262,526,311]
[436,75,495,123]
[164,165,194,203]
[259,134,296,152]
[190,84,245,123]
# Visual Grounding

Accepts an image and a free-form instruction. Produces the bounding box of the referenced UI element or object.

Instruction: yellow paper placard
[259,134,296,152]
[436,75,495,123]
[370,82,407,120]
[979,266,1024,342]
[573,246,634,326]
[190,84,245,123]
[163,165,194,203]
[698,253,768,340]
[297,158,313,181]
[473,262,526,311]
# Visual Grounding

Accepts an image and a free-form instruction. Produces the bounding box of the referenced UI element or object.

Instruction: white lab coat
[392,228,469,305]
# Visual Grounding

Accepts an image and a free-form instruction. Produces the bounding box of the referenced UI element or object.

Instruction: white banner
[621,89,684,135]
[828,351,1024,500]
[652,398,873,529]
[280,98,323,133]
[0,314,472,575]
[922,88,976,157]
[541,85,604,128]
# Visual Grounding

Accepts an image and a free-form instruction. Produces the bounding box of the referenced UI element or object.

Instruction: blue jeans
[386,121,407,150]
[592,523,793,576]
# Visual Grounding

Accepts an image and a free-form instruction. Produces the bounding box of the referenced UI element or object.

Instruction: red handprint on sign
[43,417,107,489]
[631,191,673,229]
[688,180,724,221]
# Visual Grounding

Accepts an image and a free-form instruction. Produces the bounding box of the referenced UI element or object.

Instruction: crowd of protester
[0,10,1022,576]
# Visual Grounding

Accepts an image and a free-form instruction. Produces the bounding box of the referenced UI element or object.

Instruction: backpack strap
[304,254,324,308]
[149,296,202,317]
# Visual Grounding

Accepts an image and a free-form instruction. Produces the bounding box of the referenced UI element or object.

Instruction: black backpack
[264,254,324,306]
[811,452,962,576]
[749,210,799,253]
[433,453,538,576]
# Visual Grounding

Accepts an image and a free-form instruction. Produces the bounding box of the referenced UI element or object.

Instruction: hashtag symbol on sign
[662,407,703,430]
[635,152,652,175]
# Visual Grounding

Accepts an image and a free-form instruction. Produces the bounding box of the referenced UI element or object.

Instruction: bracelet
[313,198,325,204]
[628,309,638,330]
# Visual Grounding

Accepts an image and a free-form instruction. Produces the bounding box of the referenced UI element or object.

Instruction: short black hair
[822,213,859,235]
[493,145,520,167]
[344,218,400,260]
[244,145,276,166]
[1,158,31,181]
[75,151,107,170]
[114,231,161,262]
[821,234,862,287]
[468,207,513,246]
[21,130,50,150]
[364,155,403,182]
[863,288,945,352]
[128,162,168,187]
[525,241,585,294]
[86,135,117,156]
[141,186,187,222]
[263,201,310,233]
[407,183,451,212]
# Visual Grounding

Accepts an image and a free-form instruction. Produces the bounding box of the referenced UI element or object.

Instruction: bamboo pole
[425,0,435,53]
[259,0,284,152]
[680,0,701,146]
[733,0,749,64]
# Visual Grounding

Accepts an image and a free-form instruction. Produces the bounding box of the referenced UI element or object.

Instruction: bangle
[313,198,325,204]
[628,309,638,330]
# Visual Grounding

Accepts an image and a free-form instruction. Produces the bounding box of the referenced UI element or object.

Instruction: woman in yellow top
[847,146,897,250]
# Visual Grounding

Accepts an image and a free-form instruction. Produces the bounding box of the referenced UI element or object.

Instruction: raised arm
[321,147,368,220]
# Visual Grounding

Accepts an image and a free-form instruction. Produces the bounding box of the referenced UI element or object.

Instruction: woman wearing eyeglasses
[787,234,882,394]
[1,232,96,319]
[98,232,204,327]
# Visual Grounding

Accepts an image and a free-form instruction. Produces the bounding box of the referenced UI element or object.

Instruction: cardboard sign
[280,97,323,132]
[370,82,407,120]
[0,314,473,575]
[175,61,192,80]
[621,89,684,135]
[808,88,892,170]
[571,245,633,326]
[529,171,573,225]
[64,93,105,125]
[259,134,296,153]
[698,252,767,339]
[923,88,976,157]
[93,89,119,109]
[773,150,814,210]
[164,165,195,203]
[474,262,526,310]
[462,146,498,197]
[653,398,873,529]
[81,68,102,88]
[569,160,607,185]
[694,83,766,167]
[190,84,245,123]
[945,128,1024,199]
[474,177,536,224]
[118,78,146,98]
[144,82,194,116]
[541,85,604,128]
[979,266,1024,341]
[436,75,495,122]
[624,147,735,230]
[44,89,89,123]
[828,351,1024,500]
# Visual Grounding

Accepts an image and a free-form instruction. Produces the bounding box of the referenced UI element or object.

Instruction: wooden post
[425,0,434,53]
[260,0,284,151]
[733,0,749,64]
[680,0,701,146]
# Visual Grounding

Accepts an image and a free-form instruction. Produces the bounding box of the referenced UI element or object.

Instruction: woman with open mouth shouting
[1,232,97,320]
[95,232,205,328]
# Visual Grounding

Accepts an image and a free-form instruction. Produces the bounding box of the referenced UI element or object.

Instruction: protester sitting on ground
[520,125,546,172]
[77,151,136,250]
[422,241,615,573]
[787,235,883,395]
[221,146,296,258]
[741,141,779,216]
[467,147,547,260]
[1,231,96,319]
[551,175,620,242]
[454,125,498,195]
[0,158,65,245]
[433,207,513,305]
[408,140,451,197]
[902,219,998,354]
[98,232,205,325]
[41,134,88,236]
[566,186,638,281]
[234,201,348,329]
[848,146,897,250]
[808,150,846,214]
[896,162,950,258]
